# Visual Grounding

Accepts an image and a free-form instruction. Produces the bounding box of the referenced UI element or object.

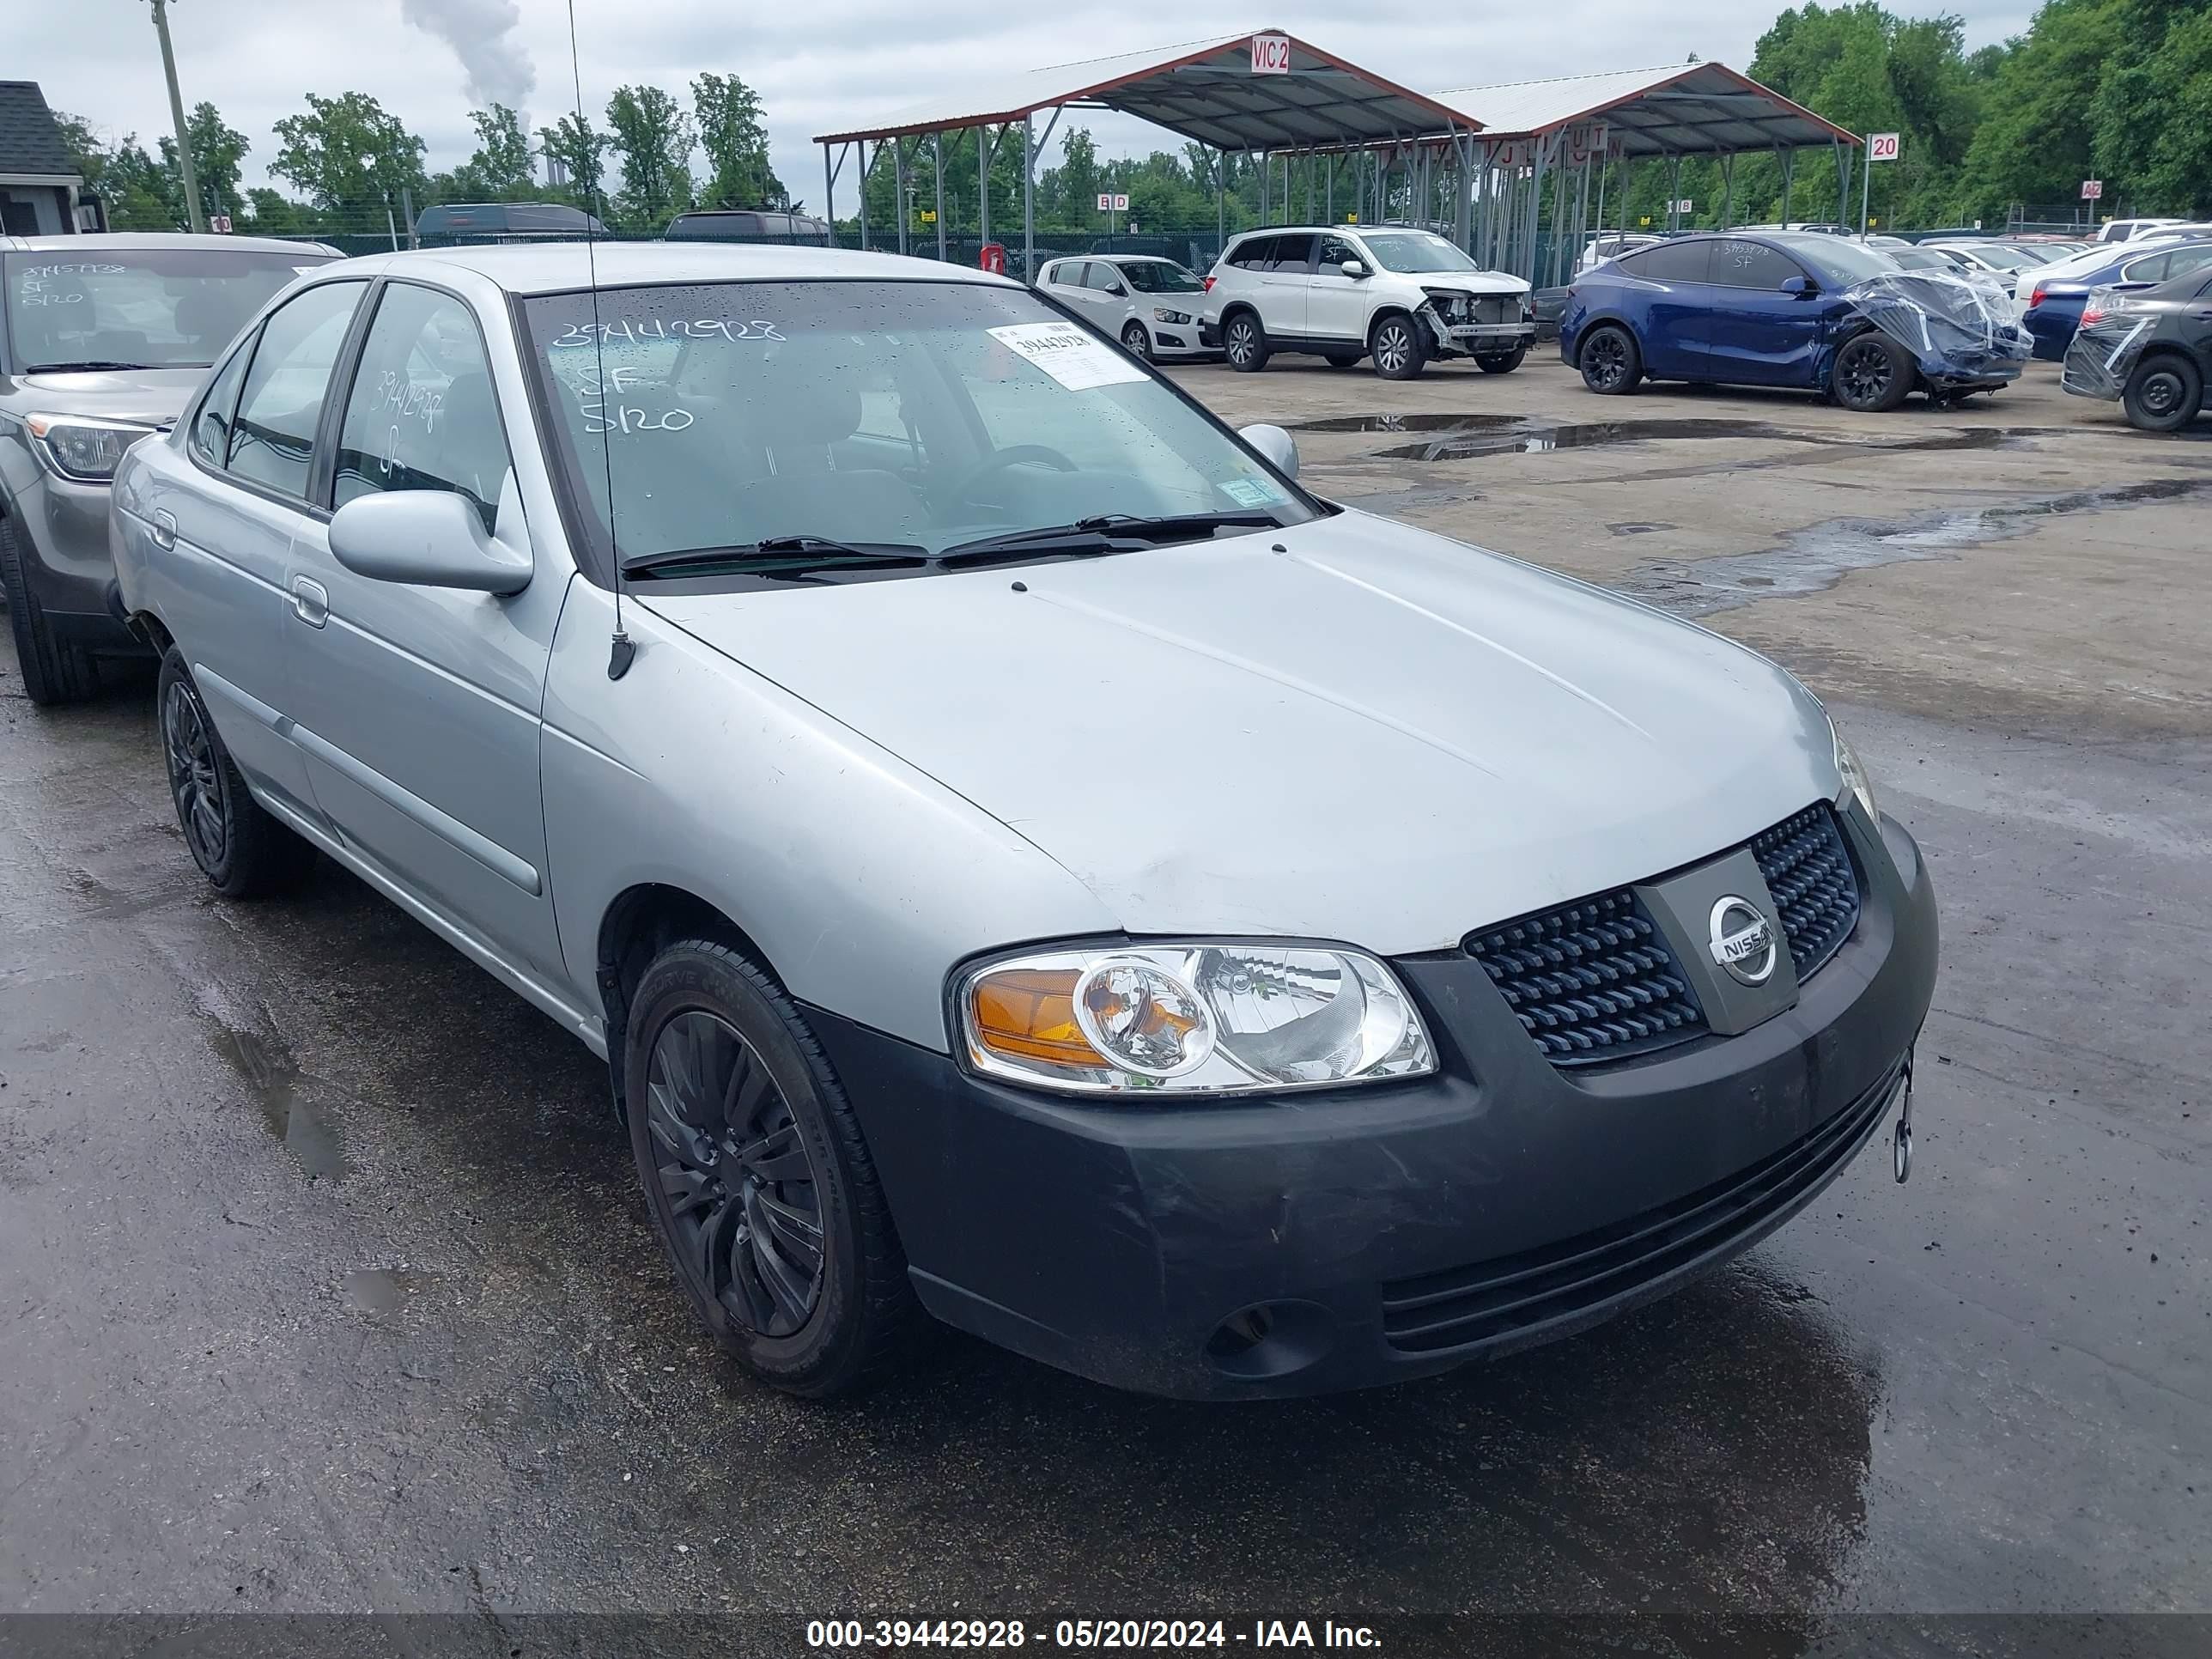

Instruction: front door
[1307,233,1369,343]
[1702,238,1825,386]
[282,279,565,977]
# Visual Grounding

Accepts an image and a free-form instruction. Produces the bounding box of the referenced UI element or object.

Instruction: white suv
[1200,225,1534,380]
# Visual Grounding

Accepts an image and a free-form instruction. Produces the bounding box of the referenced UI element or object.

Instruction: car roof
[2,231,343,257]
[298,240,1018,295]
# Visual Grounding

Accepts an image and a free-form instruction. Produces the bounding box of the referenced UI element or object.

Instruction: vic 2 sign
[1868,132,1901,162]
[1250,33,1291,74]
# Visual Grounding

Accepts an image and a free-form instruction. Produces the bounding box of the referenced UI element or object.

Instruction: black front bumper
[813,807,1936,1400]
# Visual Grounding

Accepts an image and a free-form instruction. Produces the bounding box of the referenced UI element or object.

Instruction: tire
[1222,310,1270,372]
[1120,319,1153,363]
[1370,313,1427,380]
[1831,331,1913,413]
[625,938,918,1397]
[2122,352,2203,433]
[1324,351,1364,369]
[1578,325,1641,395]
[1475,343,1528,374]
[0,515,99,707]
[155,647,319,897]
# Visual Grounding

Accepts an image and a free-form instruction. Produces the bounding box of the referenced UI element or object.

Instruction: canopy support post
[1833,138,1849,228]
[1216,148,1227,252]
[823,144,835,245]
[1667,152,1681,233]
[978,126,990,254]
[893,137,908,256]
[1720,150,1735,229]
[1591,142,1609,255]
[1780,145,1796,225]
[933,133,946,261]
[1022,112,1034,277]
[859,139,871,251]
[1326,153,1334,222]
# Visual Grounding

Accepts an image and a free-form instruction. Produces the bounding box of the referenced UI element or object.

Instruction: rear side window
[226,280,368,500]
[187,343,251,470]
[1707,239,1803,289]
[1229,236,1275,270]
[1621,240,1714,283]
[333,283,510,532]
[2120,252,2170,284]
[2163,244,2212,281]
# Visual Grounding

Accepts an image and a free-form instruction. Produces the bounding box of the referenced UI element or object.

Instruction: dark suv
[2,232,339,703]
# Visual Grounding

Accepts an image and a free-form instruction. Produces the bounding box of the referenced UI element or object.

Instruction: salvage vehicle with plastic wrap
[112,242,1936,1401]
[2062,269,2212,431]
[1561,231,2028,410]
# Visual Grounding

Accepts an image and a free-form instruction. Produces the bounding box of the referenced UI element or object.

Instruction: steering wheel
[940,443,1079,510]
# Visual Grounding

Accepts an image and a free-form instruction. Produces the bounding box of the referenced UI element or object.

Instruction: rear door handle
[291,575,328,629]
[149,509,177,550]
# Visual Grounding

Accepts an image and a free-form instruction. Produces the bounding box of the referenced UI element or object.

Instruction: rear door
[1701,238,1823,386]
[1259,234,1316,338]
[1618,240,1716,375]
[283,277,566,975]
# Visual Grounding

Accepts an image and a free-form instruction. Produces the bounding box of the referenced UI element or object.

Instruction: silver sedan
[111,243,1935,1401]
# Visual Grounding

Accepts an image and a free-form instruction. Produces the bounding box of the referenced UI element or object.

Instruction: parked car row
[3,231,1932,1407]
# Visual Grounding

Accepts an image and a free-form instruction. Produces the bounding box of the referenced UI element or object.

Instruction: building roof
[1435,62,1857,155]
[0,81,83,181]
[814,31,1481,151]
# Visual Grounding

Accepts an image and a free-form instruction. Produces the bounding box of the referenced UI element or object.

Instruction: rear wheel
[1475,343,1528,374]
[1578,325,1641,395]
[1223,311,1270,372]
[1120,319,1153,362]
[2122,353,2203,433]
[1370,313,1427,380]
[0,516,99,707]
[156,647,318,897]
[626,939,917,1396]
[1831,331,1913,412]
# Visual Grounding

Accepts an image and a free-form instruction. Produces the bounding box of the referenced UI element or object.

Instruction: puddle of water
[344,1266,434,1314]
[1608,521,1677,538]
[1291,410,2057,465]
[209,1026,349,1181]
[1619,477,2212,617]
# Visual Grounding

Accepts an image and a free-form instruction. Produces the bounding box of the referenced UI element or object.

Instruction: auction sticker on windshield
[988,322,1147,391]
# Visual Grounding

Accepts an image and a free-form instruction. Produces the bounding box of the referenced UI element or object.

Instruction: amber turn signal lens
[969,967,1106,1069]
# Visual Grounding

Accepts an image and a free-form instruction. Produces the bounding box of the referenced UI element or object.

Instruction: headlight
[1152,307,1194,325]
[958,942,1436,1097]
[25,413,157,483]
[1832,720,1878,822]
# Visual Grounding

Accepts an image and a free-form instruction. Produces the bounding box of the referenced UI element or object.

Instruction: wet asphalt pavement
[3,368,2209,1656]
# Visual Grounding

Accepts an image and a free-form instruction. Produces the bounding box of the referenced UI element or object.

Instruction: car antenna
[566,0,635,680]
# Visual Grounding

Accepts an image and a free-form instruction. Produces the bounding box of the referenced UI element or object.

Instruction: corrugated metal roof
[1435,62,1857,155]
[814,31,1481,150]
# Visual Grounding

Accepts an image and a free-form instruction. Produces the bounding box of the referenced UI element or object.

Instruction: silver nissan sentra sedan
[110,243,1936,1400]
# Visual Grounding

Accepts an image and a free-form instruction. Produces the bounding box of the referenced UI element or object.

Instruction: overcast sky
[12,0,2037,212]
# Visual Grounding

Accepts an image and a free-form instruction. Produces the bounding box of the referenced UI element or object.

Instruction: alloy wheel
[1584,331,1628,391]
[1376,323,1412,374]
[162,681,228,872]
[1227,320,1255,365]
[645,1009,825,1338]
[1838,339,1893,406]
[1121,321,1152,361]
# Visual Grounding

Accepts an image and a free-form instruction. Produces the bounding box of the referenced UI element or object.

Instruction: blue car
[1559,232,2007,411]
[2023,238,2212,360]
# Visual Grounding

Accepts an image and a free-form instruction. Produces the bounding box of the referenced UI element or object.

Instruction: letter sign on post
[2081,179,2103,200]
[1250,33,1291,74]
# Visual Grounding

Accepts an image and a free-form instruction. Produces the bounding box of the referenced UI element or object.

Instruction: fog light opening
[1200,1300,1336,1382]
[1206,1306,1275,1358]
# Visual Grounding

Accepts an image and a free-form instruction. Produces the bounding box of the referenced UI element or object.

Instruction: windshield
[1358,232,1482,274]
[1789,238,1903,285]
[1117,260,1205,294]
[3,247,334,371]
[522,280,1311,574]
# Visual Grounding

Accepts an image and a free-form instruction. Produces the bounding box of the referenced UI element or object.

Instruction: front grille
[1379,1054,1904,1353]
[1464,890,1706,1066]
[1751,804,1860,979]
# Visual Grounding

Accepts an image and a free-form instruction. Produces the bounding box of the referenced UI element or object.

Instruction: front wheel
[1120,319,1153,362]
[1578,325,1641,394]
[626,939,918,1397]
[1831,331,1913,412]
[1475,343,1528,374]
[1371,313,1427,380]
[1223,312,1270,372]
[155,647,318,897]
[2122,353,2203,433]
[0,516,100,707]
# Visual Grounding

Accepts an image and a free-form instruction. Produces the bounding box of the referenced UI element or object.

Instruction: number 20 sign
[1868,132,1901,162]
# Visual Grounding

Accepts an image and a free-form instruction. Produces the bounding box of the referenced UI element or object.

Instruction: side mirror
[1339,258,1369,279]
[1237,422,1298,480]
[1105,283,1128,297]
[328,489,532,594]
[1780,275,1820,298]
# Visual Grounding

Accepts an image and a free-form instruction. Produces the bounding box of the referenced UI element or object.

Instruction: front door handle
[291,575,328,629]
[149,509,177,550]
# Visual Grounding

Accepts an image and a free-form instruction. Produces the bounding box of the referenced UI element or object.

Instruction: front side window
[1358,231,1480,274]
[521,280,1313,580]
[1316,234,1358,272]
[226,280,368,500]
[333,283,511,532]
[2,246,337,373]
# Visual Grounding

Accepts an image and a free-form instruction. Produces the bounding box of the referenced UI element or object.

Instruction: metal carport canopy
[811,30,1484,151]
[1431,61,1857,155]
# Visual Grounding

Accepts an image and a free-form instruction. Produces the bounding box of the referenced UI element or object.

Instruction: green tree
[52,112,179,229]
[159,101,249,222]
[451,103,537,199]
[538,111,608,212]
[241,187,312,234]
[605,85,695,229]
[693,73,784,209]
[269,91,430,223]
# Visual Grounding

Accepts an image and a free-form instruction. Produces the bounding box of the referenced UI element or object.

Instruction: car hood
[641,513,1841,953]
[1420,272,1530,295]
[1,367,204,428]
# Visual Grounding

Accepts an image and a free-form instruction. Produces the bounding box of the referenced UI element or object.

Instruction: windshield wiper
[620,534,930,579]
[938,511,1282,565]
[24,360,166,373]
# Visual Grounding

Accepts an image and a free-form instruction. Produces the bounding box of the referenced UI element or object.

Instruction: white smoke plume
[400,0,537,113]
